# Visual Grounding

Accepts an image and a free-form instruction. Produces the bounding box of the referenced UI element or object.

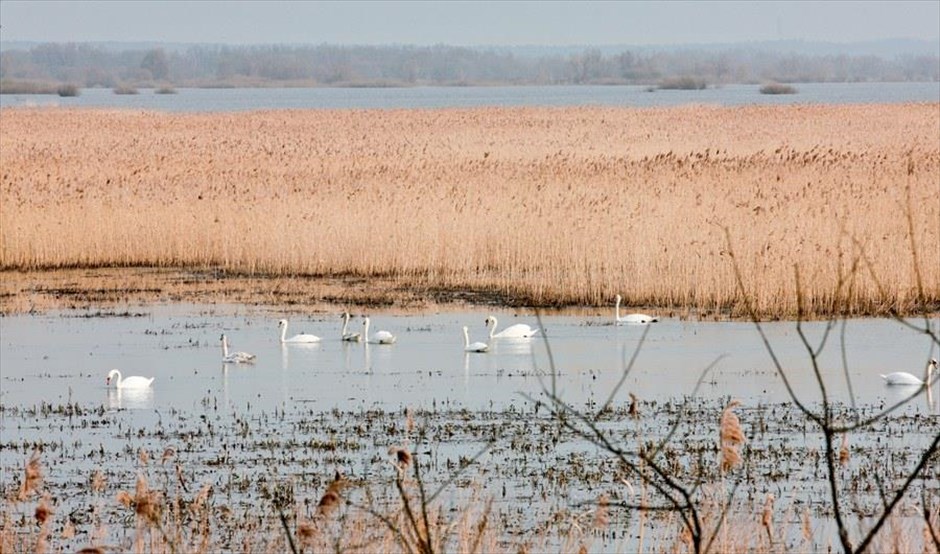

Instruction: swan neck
[341,316,349,336]
[280,323,287,342]
[114,370,122,387]
[615,296,621,320]
[222,337,229,357]
[488,317,497,338]
[463,328,470,348]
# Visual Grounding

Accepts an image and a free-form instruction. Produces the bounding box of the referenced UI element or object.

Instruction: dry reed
[16,450,42,501]
[1,104,938,318]
[719,400,745,473]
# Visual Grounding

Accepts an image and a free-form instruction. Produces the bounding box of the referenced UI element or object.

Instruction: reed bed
[1,104,938,318]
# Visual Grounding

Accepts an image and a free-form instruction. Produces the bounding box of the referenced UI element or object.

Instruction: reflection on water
[489,339,533,356]
[280,342,320,370]
[2,305,935,554]
[883,380,937,412]
[107,386,154,410]
[0,306,936,415]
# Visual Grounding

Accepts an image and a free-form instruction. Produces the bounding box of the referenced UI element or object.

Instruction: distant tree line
[1,42,937,89]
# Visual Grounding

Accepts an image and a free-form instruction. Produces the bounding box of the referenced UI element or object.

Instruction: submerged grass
[1,104,938,318]
[1,399,936,553]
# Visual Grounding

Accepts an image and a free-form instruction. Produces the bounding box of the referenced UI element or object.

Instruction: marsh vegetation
[1,101,938,553]
[1,306,937,553]
[1,104,938,318]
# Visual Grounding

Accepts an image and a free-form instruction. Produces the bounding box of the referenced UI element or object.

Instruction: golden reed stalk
[1,104,937,318]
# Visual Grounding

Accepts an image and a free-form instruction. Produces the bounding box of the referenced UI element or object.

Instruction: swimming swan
[221,334,256,363]
[484,316,540,339]
[341,312,362,342]
[106,369,154,389]
[881,358,937,386]
[278,319,320,343]
[363,317,396,344]
[463,326,489,353]
[615,294,659,325]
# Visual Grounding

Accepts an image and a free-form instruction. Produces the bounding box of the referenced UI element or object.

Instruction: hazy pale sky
[1,0,938,46]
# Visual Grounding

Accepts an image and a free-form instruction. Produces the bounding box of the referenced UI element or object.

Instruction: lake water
[1,306,936,552]
[3,79,938,550]
[1,305,936,414]
[2,82,938,112]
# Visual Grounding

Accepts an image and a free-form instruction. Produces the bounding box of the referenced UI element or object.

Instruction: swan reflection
[277,343,316,406]
[280,342,320,370]
[108,386,154,410]
[491,340,532,356]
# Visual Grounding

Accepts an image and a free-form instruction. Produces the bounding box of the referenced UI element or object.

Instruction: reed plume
[801,507,813,544]
[316,471,347,517]
[719,400,745,473]
[17,450,42,501]
[760,493,775,546]
[33,495,52,525]
[90,470,106,494]
[592,494,610,530]
[117,474,163,525]
[34,494,52,554]
[389,446,414,471]
[839,434,850,467]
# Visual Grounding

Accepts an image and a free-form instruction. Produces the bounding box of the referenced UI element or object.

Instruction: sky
[0,0,938,46]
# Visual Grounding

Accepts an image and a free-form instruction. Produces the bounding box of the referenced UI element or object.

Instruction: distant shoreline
[3,78,939,96]
[2,38,936,93]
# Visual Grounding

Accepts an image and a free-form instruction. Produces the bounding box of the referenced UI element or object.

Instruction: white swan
[341,312,362,342]
[484,316,540,339]
[463,326,489,353]
[278,319,320,343]
[221,334,256,363]
[363,317,396,344]
[881,358,937,386]
[615,294,659,325]
[106,369,154,389]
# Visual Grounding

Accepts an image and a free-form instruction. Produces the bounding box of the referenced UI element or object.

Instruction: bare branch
[854,433,940,554]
